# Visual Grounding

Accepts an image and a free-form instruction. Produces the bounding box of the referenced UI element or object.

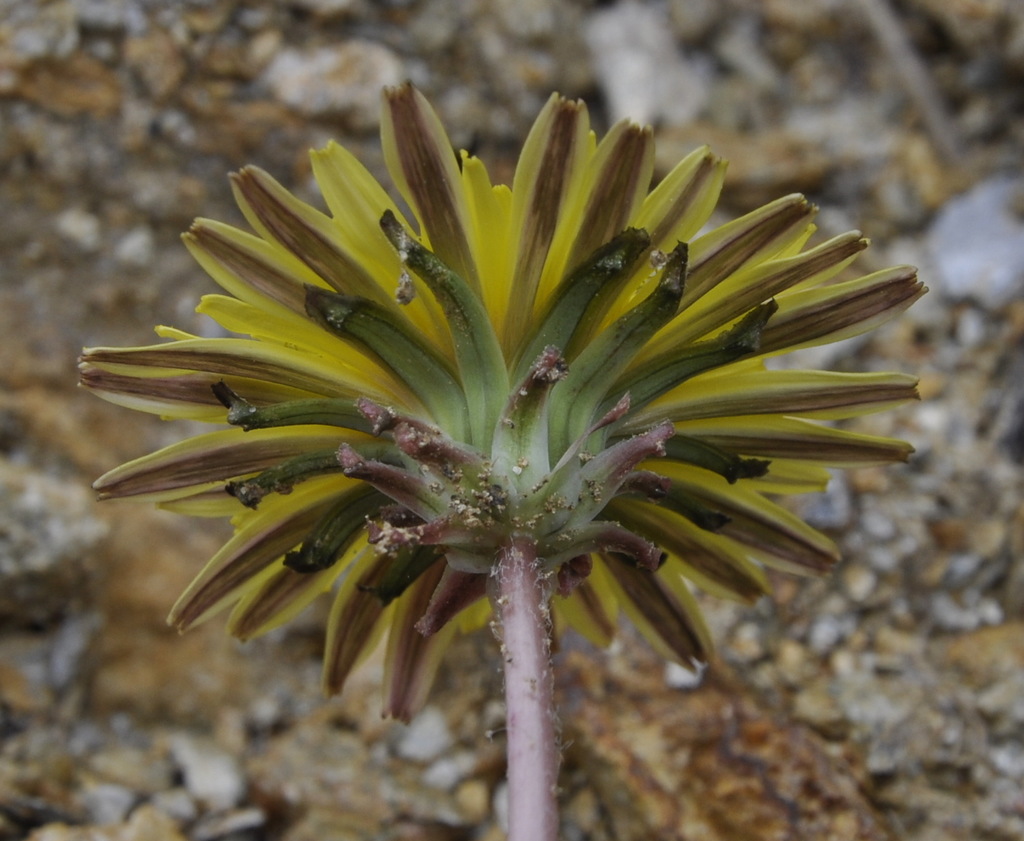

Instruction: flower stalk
[493,536,560,841]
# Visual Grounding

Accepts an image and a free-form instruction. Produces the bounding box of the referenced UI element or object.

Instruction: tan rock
[17,53,121,117]
[560,645,894,840]
[25,804,188,841]
[124,29,186,102]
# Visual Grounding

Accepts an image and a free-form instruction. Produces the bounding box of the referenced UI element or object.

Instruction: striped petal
[321,547,393,696]
[93,426,362,501]
[382,561,458,722]
[673,415,916,466]
[382,83,479,290]
[602,555,711,667]
[231,166,396,309]
[610,498,770,602]
[760,265,925,354]
[168,479,345,630]
[634,145,726,252]
[562,120,654,273]
[502,93,590,346]
[634,367,920,426]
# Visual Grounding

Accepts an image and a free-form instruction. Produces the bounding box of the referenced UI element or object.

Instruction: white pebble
[926,176,1024,307]
[169,733,245,811]
[263,43,404,128]
[584,0,709,126]
[114,226,155,267]
[55,207,101,251]
[394,705,453,762]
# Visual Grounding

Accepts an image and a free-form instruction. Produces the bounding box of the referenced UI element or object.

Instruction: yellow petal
[310,141,454,356]
[502,93,591,348]
[381,83,479,290]
[634,145,726,251]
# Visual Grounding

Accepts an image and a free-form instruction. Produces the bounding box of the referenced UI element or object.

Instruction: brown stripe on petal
[81,367,225,407]
[564,576,617,645]
[231,167,390,307]
[603,555,708,665]
[676,233,869,345]
[687,420,915,466]
[383,84,477,288]
[95,431,345,499]
[79,365,315,415]
[414,567,488,637]
[610,500,768,603]
[667,478,839,575]
[646,371,920,424]
[229,565,330,641]
[564,123,654,272]
[759,267,926,355]
[683,195,814,307]
[644,149,723,250]
[382,561,449,722]
[185,222,309,314]
[83,346,356,399]
[322,552,390,695]
[692,495,835,573]
[505,98,587,342]
[169,501,331,630]
[719,509,837,575]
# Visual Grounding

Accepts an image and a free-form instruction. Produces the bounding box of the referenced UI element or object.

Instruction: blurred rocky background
[2,0,1023,838]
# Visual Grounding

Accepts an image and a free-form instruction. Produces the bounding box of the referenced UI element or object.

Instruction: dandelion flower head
[81,84,922,720]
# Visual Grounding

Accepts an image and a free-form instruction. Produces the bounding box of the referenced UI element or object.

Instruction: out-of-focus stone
[906,0,1024,68]
[86,744,176,795]
[793,677,850,739]
[585,0,709,127]
[124,29,186,102]
[54,208,102,252]
[495,0,555,38]
[247,704,468,830]
[262,42,405,129]
[86,503,251,723]
[16,53,121,117]
[288,0,358,19]
[560,645,895,840]
[0,1,79,64]
[113,226,155,268]
[656,122,830,207]
[393,705,454,762]
[667,0,721,43]
[0,460,106,628]
[167,733,245,811]
[926,175,1024,307]
[80,782,135,825]
[182,0,234,36]
[24,804,188,841]
[941,621,1024,687]
[190,806,265,841]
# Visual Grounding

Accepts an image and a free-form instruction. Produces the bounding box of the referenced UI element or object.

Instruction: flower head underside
[81,84,923,720]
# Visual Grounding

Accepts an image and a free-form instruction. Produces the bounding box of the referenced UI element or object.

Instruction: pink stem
[494,535,559,841]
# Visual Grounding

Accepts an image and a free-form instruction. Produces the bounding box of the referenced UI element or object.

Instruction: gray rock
[584,0,709,126]
[0,461,107,627]
[81,782,136,825]
[262,43,405,129]
[168,734,246,812]
[393,705,454,763]
[926,175,1024,307]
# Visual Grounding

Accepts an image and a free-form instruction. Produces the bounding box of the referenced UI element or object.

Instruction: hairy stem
[494,536,559,841]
